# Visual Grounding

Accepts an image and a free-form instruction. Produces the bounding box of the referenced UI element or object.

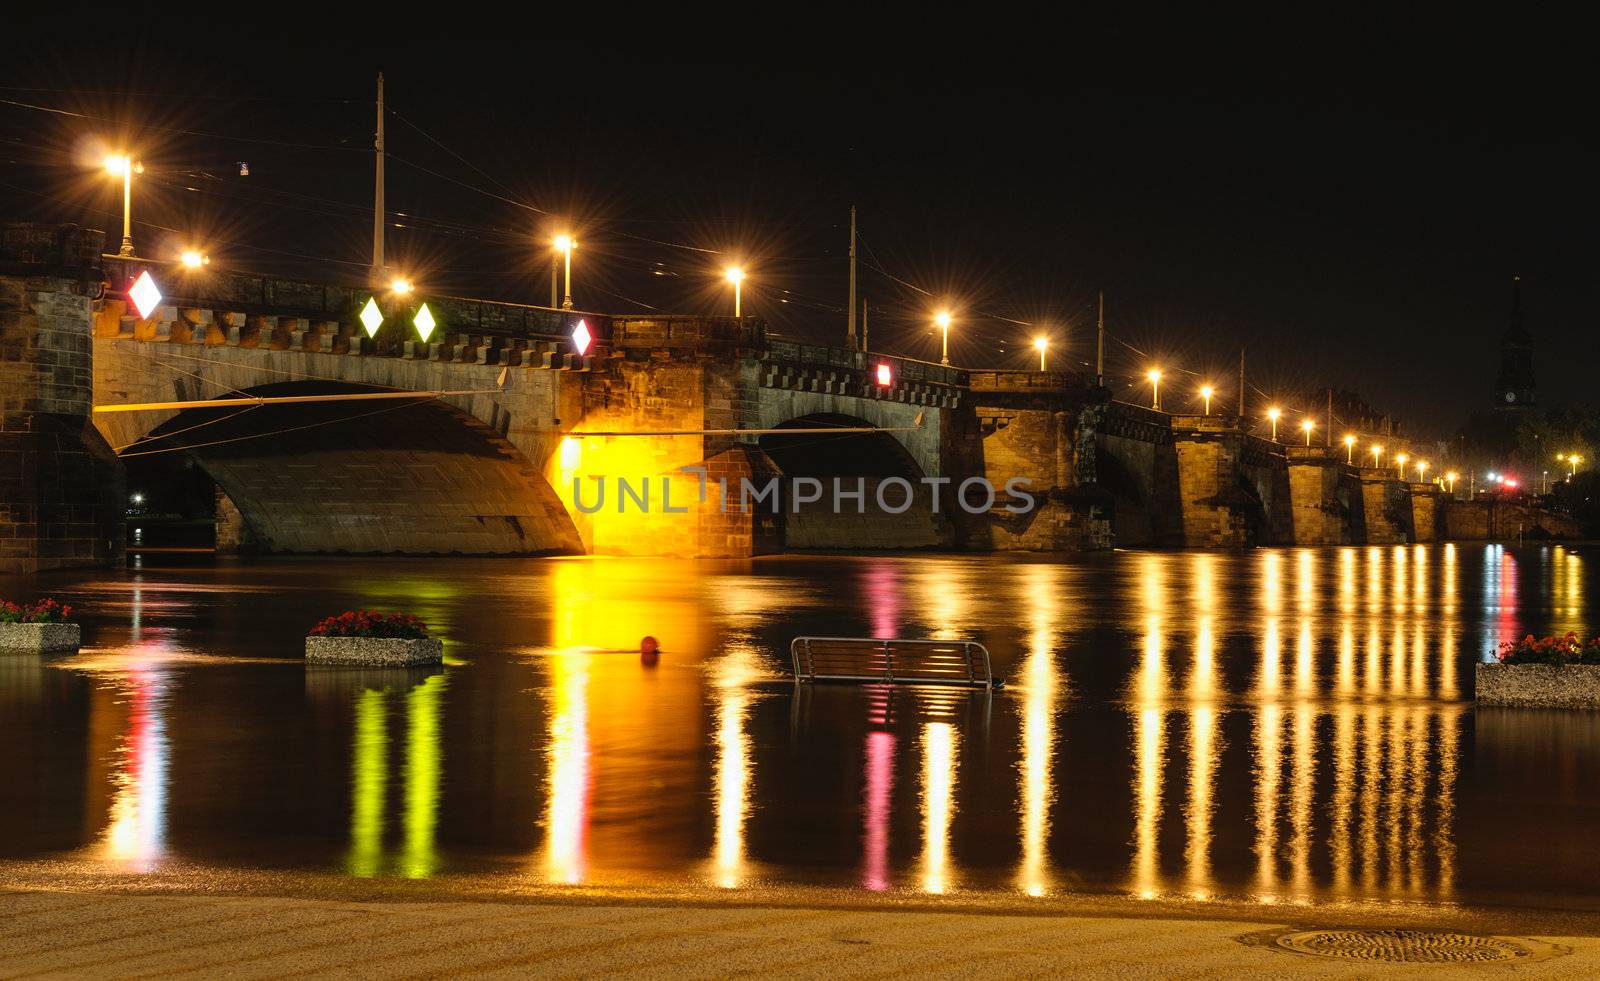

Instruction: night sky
[4,25,1594,437]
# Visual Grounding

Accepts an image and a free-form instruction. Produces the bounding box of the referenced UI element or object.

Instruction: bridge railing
[100,255,610,345]
[766,340,967,388]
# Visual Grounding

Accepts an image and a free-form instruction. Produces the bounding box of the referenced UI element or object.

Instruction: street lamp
[389,277,412,295]
[1343,434,1356,463]
[553,234,575,310]
[179,249,209,269]
[1446,471,1458,494]
[1570,454,1583,478]
[1200,384,1214,415]
[1266,406,1281,442]
[104,154,144,257]
[1416,460,1428,482]
[1033,336,1048,371]
[1371,445,1384,467]
[724,266,745,317]
[935,310,952,365]
[1301,418,1315,446]
[1146,368,1162,410]
[1395,452,1408,478]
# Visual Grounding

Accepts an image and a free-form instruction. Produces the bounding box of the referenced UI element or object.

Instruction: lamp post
[724,266,745,317]
[1267,406,1281,442]
[1343,434,1356,464]
[1147,368,1162,410]
[553,235,575,309]
[104,154,143,257]
[1034,336,1048,371]
[1301,418,1314,446]
[1200,384,1214,415]
[1571,454,1583,478]
[935,310,952,365]
[1395,452,1408,478]
[1371,445,1384,468]
[1416,460,1428,482]
[1446,471,1458,495]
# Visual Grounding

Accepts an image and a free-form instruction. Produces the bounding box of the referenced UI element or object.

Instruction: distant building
[1495,276,1536,410]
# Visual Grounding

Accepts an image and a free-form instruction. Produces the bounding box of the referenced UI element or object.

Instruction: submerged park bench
[789,636,1000,689]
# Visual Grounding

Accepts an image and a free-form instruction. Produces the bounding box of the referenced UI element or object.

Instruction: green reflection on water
[347,688,387,877]
[345,673,448,879]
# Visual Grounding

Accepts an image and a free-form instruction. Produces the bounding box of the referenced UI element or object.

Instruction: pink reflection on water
[862,730,896,891]
[864,562,901,640]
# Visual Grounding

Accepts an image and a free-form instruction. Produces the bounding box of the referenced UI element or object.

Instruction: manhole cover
[1273,929,1527,963]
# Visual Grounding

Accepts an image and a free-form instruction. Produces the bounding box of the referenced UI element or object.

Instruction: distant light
[571,318,592,356]
[1301,419,1314,431]
[1506,478,1519,488]
[723,265,744,284]
[130,493,144,505]
[1487,471,1498,481]
[1266,406,1281,420]
[553,234,574,253]
[414,303,437,343]
[128,270,162,320]
[1343,434,1356,446]
[238,160,250,176]
[180,249,207,269]
[875,362,893,387]
[359,297,383,337]
[389,277,412,295]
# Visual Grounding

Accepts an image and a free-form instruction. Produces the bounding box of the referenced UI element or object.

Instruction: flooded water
[1,544,1596,914]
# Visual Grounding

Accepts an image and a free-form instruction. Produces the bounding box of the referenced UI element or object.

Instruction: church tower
[1495,275,1535,409]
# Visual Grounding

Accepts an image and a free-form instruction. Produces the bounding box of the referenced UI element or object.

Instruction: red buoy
[640,636,659,655]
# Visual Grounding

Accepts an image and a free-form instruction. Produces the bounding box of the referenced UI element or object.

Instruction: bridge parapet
[761,341,965,409]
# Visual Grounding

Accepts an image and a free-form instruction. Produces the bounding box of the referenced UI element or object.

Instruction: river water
[0,545,1595,913]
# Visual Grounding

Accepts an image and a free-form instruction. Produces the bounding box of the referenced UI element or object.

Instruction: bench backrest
[790,636,993,688]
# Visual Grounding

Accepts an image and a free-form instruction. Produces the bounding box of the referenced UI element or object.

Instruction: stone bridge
[0,222,1517,573]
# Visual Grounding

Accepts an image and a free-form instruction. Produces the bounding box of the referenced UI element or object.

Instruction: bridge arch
[121,381,582,555]
[757,412,946,549]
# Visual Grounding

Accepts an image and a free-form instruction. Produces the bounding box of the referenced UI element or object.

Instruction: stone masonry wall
[1,259,125,575]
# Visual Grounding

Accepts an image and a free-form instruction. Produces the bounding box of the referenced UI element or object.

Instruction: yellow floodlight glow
[413,303,437,343]
[553,234,574,253]
[723,265,744,284]
[390,277,413,296]
[934,310,952,329]
[180,250,207,269]
[559,436,582,471]
[1301,418,1315,445]
[104,154,131,176]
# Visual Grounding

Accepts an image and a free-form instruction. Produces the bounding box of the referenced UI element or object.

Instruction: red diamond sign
[571,319,592,356]
[128,270,162,320]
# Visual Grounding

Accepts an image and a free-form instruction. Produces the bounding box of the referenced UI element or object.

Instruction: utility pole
[847,206,858,351]
[371,71,386,286]
[1095,291,1104,387]
[550,254,558,308]
[1326,388,1333,447]
[861,297,868,353]
[1238,348,1246,419]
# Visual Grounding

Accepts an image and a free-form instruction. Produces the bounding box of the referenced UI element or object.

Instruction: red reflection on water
[862,730,895,891]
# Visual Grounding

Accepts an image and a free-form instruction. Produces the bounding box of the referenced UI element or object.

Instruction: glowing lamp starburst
[127,270,162,320]
[360,297,384,337]
[414,303,436,342]
[571,318,592,356]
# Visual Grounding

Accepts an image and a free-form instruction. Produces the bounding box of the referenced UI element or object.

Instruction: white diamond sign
[571,318,592,356]
[359,297,383,337]
[414,303,436,342]
[128,270,162,320]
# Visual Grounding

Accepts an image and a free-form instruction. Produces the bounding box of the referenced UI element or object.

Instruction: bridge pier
[1408,483,1446,543]
[1358,468,1412,544]
[1169,415,1257,547]
[1286,446,1363,544]
[0,224,124,575]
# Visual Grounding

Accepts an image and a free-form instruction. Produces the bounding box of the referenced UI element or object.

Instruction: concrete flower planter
[0,622,81,655]
[305,636,443,667]
[1476,662,1600,709]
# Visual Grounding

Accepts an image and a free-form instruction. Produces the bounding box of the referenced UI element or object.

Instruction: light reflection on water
[1,544,1596,911]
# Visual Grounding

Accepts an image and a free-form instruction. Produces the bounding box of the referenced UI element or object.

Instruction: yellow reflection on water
[919,721,957,894]
[1016,566,1061,897]
[1132,707,1166,899]
[399,674,446,879]
[711,642,761,889]
[347,688,387,877]
[544,648,591,884]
